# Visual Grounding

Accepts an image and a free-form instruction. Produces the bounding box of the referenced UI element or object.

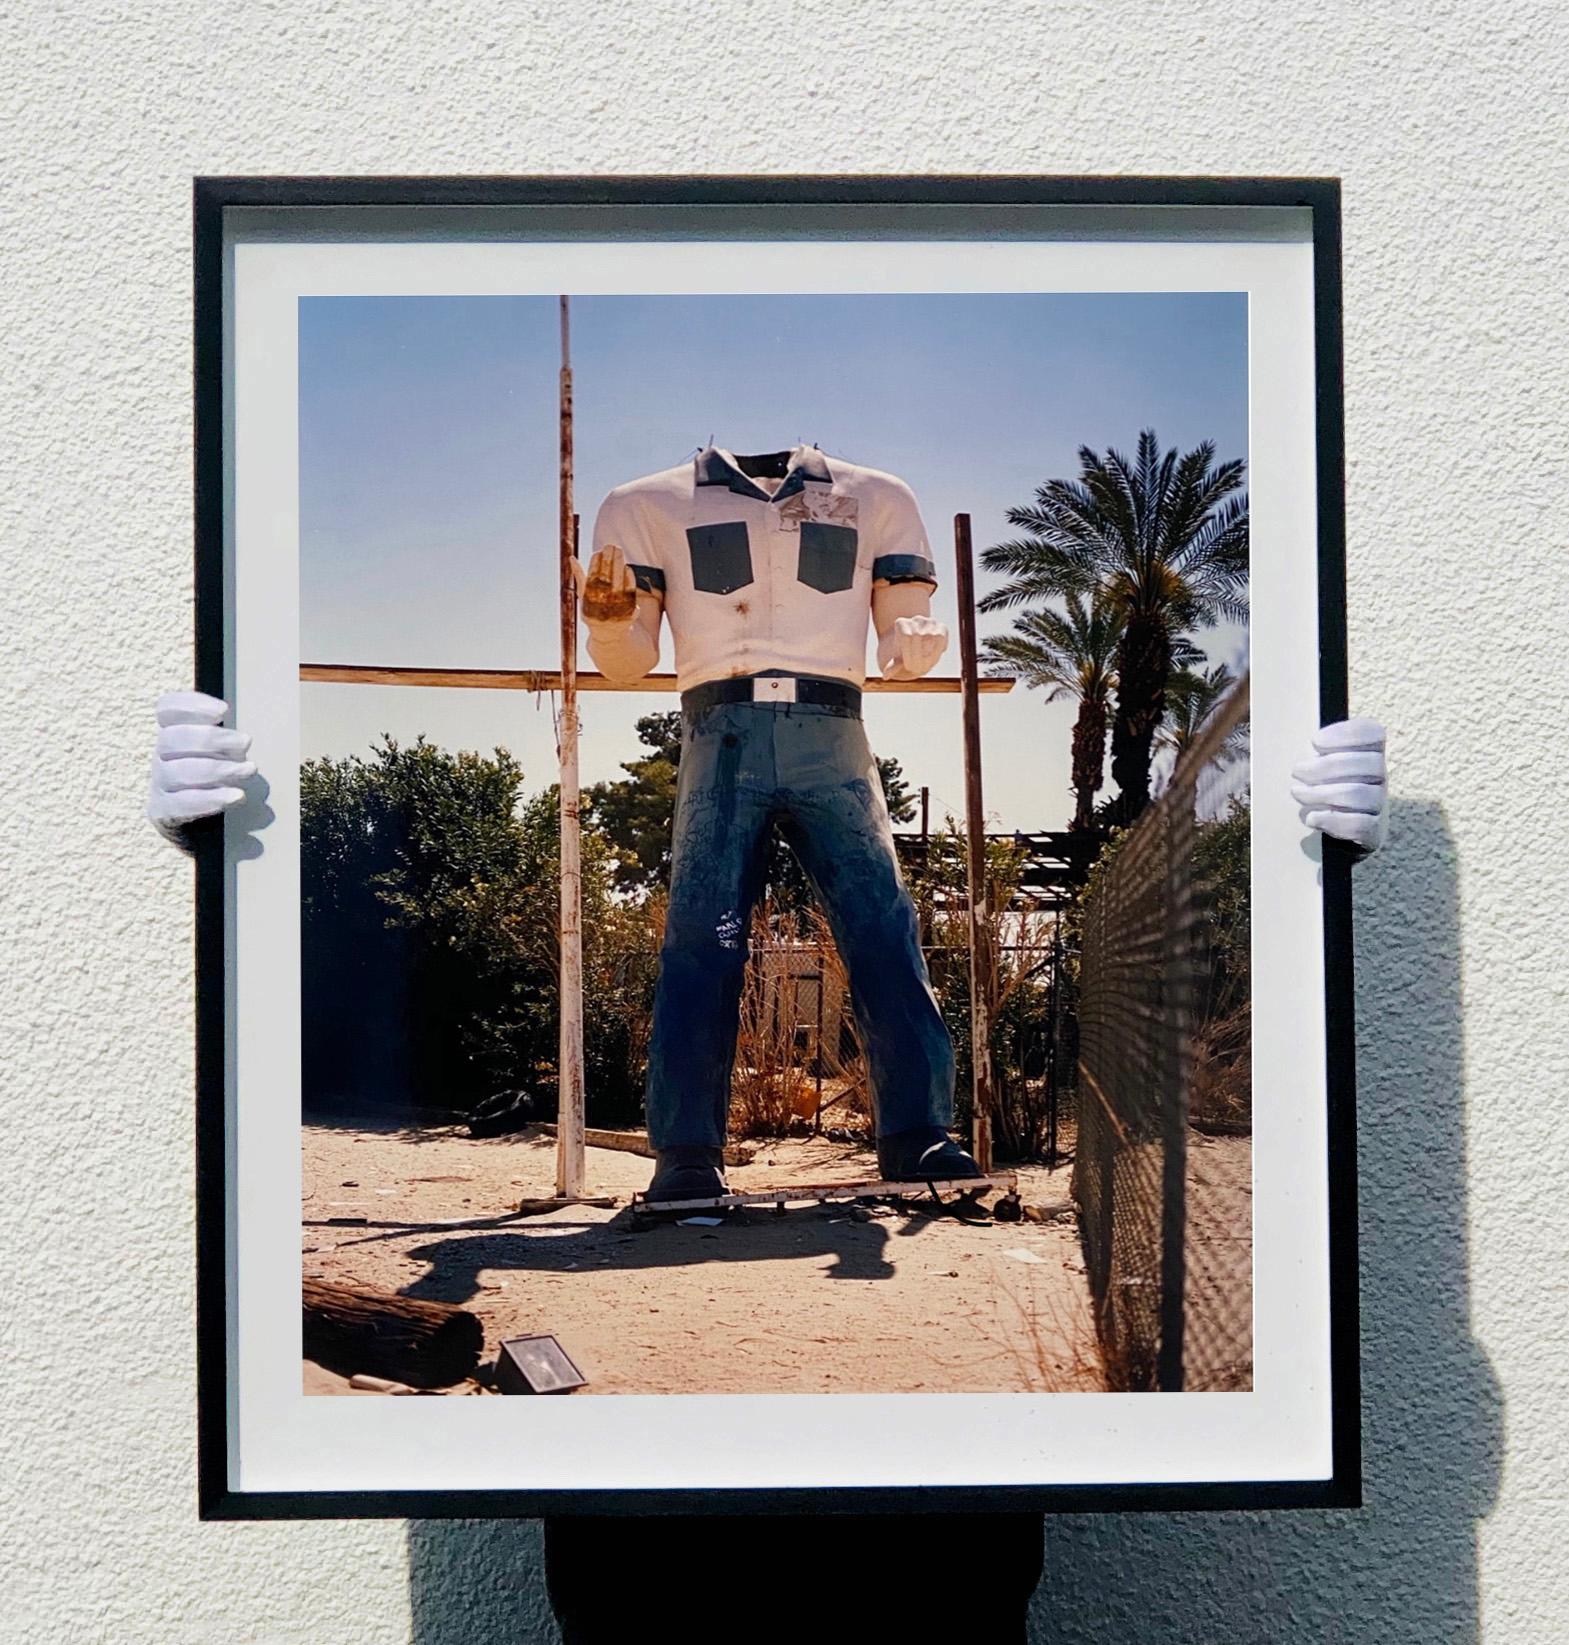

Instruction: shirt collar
[694,443,833,502]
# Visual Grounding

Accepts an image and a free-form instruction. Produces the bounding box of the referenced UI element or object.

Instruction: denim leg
[643,706,773,1150]
[776,711,955,1139]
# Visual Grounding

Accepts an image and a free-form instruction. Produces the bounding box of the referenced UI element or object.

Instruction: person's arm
[577,491,663,686]
[146,690,256,852]
[1292,716,1388,856]
[869,476,947,681]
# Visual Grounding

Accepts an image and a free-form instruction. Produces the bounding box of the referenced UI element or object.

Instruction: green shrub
[300,736,658,1123]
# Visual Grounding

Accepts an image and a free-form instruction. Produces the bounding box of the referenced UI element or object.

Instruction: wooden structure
[893,828,1103,911]
[952,513,995,1174]
[555,296,585,1198]
[629,1171,1021,1219]
[300,664,1012,694]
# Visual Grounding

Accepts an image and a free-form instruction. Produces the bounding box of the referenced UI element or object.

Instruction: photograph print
[201,183,1351,1511]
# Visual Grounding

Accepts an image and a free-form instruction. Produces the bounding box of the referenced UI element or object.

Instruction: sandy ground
[1183,1130,1254,1390]
[302,1118,1100,1396]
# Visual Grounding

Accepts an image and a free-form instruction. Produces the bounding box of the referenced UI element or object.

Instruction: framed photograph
[194,174,1359,1518]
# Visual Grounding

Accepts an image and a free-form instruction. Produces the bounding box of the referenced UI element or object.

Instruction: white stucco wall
[3,3,1565,1640]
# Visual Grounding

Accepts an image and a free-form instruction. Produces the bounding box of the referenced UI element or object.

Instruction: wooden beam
[536,1122,754,1167]
[953,513,996,1175]
[555,296,586,1200]
[300,664,1015,694]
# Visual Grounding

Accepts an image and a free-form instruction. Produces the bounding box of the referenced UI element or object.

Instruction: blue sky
[300,291,1247,830]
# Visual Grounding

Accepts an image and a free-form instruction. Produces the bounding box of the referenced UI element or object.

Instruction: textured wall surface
[3,3,1566,1640]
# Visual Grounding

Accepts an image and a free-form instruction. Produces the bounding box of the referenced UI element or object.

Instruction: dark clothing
[544,1512,1044,1643]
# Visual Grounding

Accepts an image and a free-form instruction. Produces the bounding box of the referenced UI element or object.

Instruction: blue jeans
[644,691,955,1150]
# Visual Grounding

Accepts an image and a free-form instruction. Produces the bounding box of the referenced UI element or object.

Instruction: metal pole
[953,514,994,1173]
[556,297,586,1199]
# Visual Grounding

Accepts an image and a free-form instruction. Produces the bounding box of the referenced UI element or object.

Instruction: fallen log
[303,1278,483,1388]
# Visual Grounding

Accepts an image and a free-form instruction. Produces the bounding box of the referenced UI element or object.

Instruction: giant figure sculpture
[575,443,977,1203]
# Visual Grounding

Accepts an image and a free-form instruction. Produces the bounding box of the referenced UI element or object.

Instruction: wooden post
[953,514,995,1173]
[556,296,586,1199]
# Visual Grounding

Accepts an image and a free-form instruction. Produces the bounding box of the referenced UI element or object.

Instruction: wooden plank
[300,663,1015,694]
[536,1123,753,1167]
[630,1172,1018,1214]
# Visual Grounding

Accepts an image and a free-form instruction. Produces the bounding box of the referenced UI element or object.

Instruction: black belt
[680,674,862,717]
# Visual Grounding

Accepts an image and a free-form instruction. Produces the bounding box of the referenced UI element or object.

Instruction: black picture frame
[193,173,1358,1520]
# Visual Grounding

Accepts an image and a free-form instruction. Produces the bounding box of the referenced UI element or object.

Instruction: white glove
[878,614,949,681]
[1291,717,1387,855]
[146,690,256,848]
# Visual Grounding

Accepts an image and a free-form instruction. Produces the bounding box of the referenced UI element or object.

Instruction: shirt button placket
[770,504,785,632]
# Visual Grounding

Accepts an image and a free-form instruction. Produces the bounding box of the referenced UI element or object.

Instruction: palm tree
[980,594,1120,830]
[980,429,1248,823]
[1156,661,1251,766]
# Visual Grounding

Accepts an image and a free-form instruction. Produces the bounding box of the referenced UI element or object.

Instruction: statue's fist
[884,614,948,680]
[573,545,639,628]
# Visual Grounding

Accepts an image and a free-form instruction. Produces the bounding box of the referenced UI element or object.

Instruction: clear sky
[300,290,1247,831]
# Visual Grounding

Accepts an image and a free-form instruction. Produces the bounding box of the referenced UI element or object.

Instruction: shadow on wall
[1031,798,1504,1642]
[402,800,1501,1645]
[406,1518,558,1644]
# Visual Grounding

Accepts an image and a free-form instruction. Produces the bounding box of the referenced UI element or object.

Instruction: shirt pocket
[797,521,858,594]
[685,521,753,595]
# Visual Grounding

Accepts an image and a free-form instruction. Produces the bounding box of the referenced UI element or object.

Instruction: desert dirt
[302,1117,1103,1396]
[1182,1128,1255,1390]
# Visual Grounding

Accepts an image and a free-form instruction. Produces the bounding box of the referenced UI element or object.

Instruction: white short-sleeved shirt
[589,444,938,692]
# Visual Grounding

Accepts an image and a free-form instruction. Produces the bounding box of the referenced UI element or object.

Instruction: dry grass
[730,901,872,1138]
[987,1246,1109,1392]
[1188,1001,1252,1134]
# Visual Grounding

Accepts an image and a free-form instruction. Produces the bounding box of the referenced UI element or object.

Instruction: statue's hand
[574,545,639,628]
[882,614,948,681]
[1291,717,1387,855]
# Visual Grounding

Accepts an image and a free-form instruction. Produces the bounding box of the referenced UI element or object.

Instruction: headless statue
[576,443,978,1202]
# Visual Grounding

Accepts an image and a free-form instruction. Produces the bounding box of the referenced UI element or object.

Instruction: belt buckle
[752,676,797,703]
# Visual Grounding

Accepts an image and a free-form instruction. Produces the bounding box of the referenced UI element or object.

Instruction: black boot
[644,1144,729,1203]
[876,1126,985,1182]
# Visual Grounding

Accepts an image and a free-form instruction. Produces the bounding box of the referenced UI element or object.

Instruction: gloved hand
[1292,717,1387,855]
[146,690,256,849]
[879,614,949,681]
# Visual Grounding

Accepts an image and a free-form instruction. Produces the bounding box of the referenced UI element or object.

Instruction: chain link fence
[1070,677,1252,1391]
